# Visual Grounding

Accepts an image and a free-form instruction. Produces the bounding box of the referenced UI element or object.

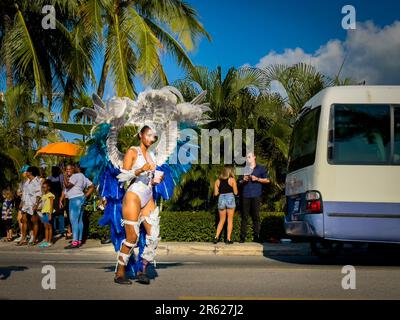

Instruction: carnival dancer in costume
[115,125,164,284]
[79,87,211,285]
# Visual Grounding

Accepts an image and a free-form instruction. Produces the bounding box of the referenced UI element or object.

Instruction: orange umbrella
[35,142,83,158]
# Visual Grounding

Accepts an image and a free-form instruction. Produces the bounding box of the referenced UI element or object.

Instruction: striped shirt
[1,200,13,220]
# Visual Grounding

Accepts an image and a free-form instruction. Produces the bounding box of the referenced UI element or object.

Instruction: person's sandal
[64,244,79,249]
[64,241,80,249]
[16,240,28,246]
[136,272,150,285]
[114,275,132,285]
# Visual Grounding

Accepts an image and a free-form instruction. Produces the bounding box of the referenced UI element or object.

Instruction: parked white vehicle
[284,86,400,252]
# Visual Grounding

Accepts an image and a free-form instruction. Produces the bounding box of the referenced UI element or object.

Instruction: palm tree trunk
[3,14,13,89]
[97,57,110,98]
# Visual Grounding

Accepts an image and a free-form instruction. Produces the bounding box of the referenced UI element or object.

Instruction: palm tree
[0,2,14,89]
[79,0,211,99]
[263,62,358,115]
[2,1,210,122]
[0,0,97,127]
[175,66,267,128]
[263,63,329,115]
[169,66,291,211]
[0,84,60,188]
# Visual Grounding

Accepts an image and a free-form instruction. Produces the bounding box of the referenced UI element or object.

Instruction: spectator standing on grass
[213,165,238,244]
[60,164,95,249]
[238,152,270,243]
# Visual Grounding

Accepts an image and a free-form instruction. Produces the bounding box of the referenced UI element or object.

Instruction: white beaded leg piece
[115,240,135,273]
[141,207,161,263]
[121,218,140,237]
[115,219,140,273]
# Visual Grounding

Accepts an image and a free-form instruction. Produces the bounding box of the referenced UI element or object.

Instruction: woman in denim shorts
[213,166,238,244]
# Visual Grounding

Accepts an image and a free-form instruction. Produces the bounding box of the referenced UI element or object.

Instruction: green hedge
[86,210,285,242]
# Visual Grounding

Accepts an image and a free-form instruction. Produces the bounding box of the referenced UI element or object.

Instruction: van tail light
[305,191,323,213]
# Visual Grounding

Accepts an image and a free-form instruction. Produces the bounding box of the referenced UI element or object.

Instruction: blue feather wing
[153,125,199,201]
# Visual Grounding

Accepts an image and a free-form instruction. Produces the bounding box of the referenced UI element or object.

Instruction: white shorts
[21,205,34,216]
[127,181,153,208]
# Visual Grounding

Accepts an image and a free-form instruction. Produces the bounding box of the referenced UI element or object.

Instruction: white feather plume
[86,87,210,168]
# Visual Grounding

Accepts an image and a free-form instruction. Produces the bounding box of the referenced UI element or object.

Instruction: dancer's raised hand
[141,163,152,172]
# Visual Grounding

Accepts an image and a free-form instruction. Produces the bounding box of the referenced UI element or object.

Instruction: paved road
[1,247,400,300]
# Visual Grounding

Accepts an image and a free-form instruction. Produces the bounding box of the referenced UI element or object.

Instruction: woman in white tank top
[114,125,163,285]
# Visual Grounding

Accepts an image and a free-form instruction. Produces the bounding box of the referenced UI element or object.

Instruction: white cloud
[255,21,400,85]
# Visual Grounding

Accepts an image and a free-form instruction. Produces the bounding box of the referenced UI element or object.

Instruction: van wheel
[310,240,343,258]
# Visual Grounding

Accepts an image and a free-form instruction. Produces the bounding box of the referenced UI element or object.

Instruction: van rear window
[330,104,391,165]
[288,107,321,173]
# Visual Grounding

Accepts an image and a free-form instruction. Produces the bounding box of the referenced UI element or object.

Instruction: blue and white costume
[126,146,156,208]
[79,87,211,278]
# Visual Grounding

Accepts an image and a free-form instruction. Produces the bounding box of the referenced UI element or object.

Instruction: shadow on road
[0,266,28,280]
[100,262,183,280]
[264,243,400,267]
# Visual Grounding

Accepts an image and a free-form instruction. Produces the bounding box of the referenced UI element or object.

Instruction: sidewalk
[0,237,311,256]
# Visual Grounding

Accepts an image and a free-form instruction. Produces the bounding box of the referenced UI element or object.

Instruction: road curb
[81,242,311,257]
[0,239,311,256]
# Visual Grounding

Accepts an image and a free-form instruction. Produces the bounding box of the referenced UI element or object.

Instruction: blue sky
[73,0,400,141]
[155,0,400,87]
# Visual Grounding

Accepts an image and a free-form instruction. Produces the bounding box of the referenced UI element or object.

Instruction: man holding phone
[238,152,270,243]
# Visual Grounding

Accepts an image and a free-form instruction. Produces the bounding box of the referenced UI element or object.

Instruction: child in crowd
[2,189,14,242]
[38,180,55,248]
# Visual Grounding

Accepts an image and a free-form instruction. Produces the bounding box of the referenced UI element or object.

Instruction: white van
[284,86,400,251]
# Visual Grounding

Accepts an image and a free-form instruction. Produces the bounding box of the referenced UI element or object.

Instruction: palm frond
[106,10,136,97]
[137,0,211,51]
[146,18,195,74]
[9,7,46,99]
[127,7,162,83]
